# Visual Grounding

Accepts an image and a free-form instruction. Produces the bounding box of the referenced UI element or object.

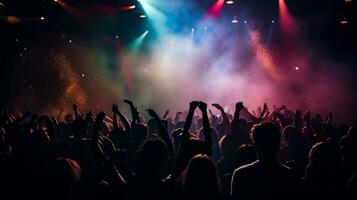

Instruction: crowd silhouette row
[0,100,356,200]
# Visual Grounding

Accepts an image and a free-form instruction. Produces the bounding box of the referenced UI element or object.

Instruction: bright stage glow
[232,19,238,23]
[128,5,136,10]
[138,0,167,33]
[129,30,149,52]
[340,19,348,25]
[279,0,296,34]
[139,14,147,18]
[226,1,234,5]
[5,16,21,23]
[208,0,225,17]
[40,17,45,20]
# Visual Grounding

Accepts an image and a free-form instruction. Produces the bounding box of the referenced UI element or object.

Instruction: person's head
[306,140,341,179]
[181,154,221,199]
[64,114,73,123]
[198,127,220,146]
[219,134,239,161]
[147,118,157,134]
[234,144,257,169]
[283,125,304,146]
[131,123,148,145]
[135,137,169,180]
[109,128,129,150]
[70,118,87,138]
[251,122,281,161]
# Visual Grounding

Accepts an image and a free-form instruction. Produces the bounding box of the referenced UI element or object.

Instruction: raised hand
[96,111,106,122]
[112,104,119,114]
[198,101,207,111]
[146,108,158,118]
[212,103,224,111]
[123,99,133,106]
[236,102,244,111]
[72,104,78,112]
[263,102,268,111]
[189,101,199,110]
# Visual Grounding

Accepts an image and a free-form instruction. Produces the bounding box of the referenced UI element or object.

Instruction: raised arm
[212,103,232,135]
[56,108,64,121]
[162,109,169,119]
[171,101,198,177]
[174,111,183,123]
[231,102,244,134]
[112,104,131,131]
[111,105,119,129]
[92,111,106,143]
[258,103,268,119]
[147,108,174,156]
[72,104,81,119]
[183,102,198,136]
[198,101,212,156]
[124,99,140,126]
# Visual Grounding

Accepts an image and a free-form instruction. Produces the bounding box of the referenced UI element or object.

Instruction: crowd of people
[0,100,356,200]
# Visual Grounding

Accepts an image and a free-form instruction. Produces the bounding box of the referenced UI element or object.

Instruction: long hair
[181,154,221,200]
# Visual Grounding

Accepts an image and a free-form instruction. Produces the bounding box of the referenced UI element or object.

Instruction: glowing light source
[5,16,21,23]
[129,30,149,52]
[208,0,225,17]
[345,0,352,3]
[272,20,275,23]
[295,66,299,71]
[122,5,136,11]
[139,14,147,18]
[40,17,45,20]
[226,1,234,5]
[191,28,195,32]
[138,0,167,33]
[279,0,296,33]
[340,18,348,25]
[244,20,247,24]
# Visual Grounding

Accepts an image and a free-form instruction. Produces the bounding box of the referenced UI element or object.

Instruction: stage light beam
[138,0,167,32]
[129,30,149,52]
[279,0,296,33]
[208,0,225,17]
